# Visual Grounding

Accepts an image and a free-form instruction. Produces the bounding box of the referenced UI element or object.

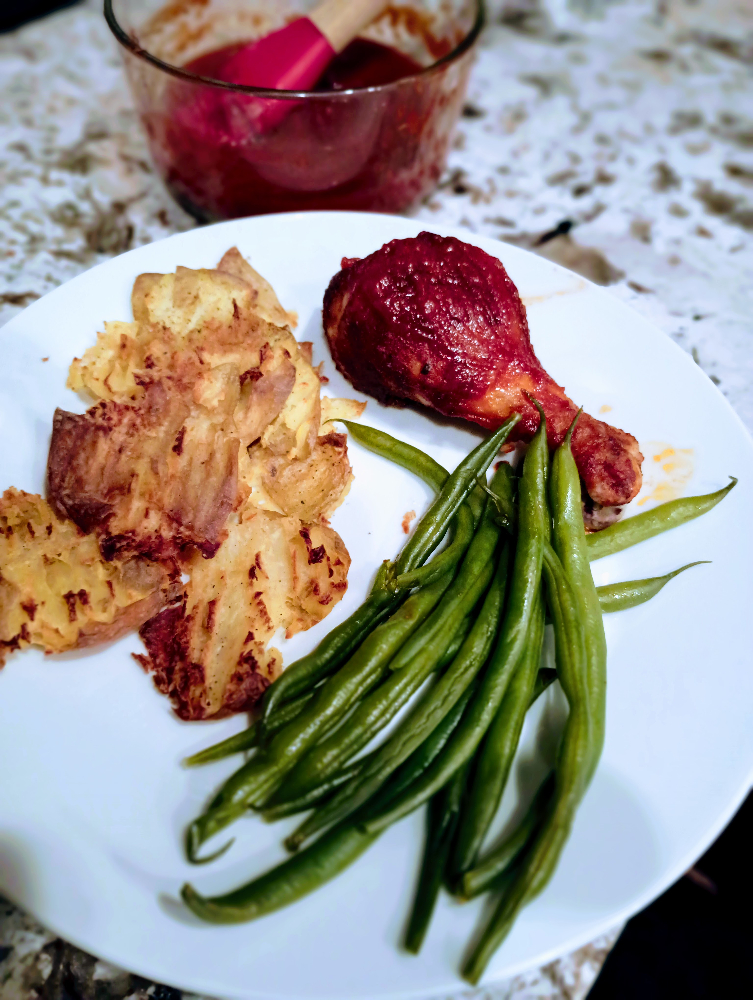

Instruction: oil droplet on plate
[635,442,694,507]
[599,404,613,414]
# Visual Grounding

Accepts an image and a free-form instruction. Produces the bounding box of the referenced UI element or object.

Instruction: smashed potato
[48,369,242,564]
[136,508,350,720]
[69,267,277,400]
[0,489,176,665]
[320,396,367,428]
[68,254,298,404]
[216,247,298,330]
[64,253,345,475]
[4,248,362,720]
[260,432,354,522]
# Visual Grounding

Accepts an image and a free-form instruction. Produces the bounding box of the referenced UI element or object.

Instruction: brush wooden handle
[310,0,390,53]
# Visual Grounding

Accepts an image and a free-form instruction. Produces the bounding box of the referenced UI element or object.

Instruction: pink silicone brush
[219,0,391,91]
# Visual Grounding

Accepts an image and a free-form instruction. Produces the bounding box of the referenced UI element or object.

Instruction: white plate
[1,212,752,1000]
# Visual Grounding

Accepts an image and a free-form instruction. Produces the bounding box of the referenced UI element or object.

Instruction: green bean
[342,425,492,597]
[542,562,708,623]
[479,462,517,535]
[457,774,555,901]
[181,821,380,924]
[181,683,479,925]
[597,562,709,613]
[393,502,476,592]
[587,478,736,562]
[184,724,262,769]
[438,669,556,899]
[260,421,517,726]
[404,766,467,954]
[540,543,589,735]
[285,543,510,853]
[436,615,473,671]
[260,752,375,822]
[374,678,480,813]
[405,667,557,904]
[344,424,481,593]
[185,573,452,862]
[530,668,558,705]
[272,521,499,805]
[184,689,315,767]
[463,732,589,978]
[342,419,518,580]
[182,687,476,926]
[300,418,547,850]
[181,641,480,924]
[362,603,545,839]
[389,416,519,576]
[461,429,595,985]
[357,407,549,839]
[260,560,398,724]
[412,556,574,906]
[551,417,606,783]
[268,617,473,824]
[341,422,485,522]
[391,514,504,673]
[258,426,461,725]
[451,597,546,878]
[341,422,449,492]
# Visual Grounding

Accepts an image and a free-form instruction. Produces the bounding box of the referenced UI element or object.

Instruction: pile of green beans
[179,416,735,986]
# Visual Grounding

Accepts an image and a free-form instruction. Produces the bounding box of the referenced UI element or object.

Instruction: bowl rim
[104,0,485,99]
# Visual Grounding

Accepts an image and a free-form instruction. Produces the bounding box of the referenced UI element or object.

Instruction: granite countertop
[1,1,751,998]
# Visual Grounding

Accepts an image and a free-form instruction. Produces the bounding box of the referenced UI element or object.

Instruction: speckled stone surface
[1,1,751,998]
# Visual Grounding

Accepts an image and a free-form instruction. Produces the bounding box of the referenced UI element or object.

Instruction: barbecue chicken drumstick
[323,233,642,507]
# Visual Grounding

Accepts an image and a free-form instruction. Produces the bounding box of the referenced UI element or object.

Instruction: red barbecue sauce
[143,36,461,221]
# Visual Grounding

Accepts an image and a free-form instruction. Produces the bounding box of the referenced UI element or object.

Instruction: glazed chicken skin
[323,233,642,507]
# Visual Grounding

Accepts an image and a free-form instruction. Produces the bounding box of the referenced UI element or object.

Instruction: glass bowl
[105,0,483,222]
